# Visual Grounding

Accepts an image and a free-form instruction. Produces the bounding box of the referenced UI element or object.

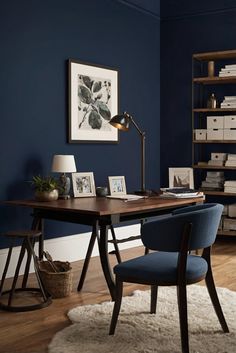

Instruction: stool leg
[26,237,49,302]
[8,239,27,306]
[0,241,14,295]
[22,238,35,289]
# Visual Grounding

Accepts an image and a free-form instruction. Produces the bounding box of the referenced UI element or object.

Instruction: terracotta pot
[35,189,59,202]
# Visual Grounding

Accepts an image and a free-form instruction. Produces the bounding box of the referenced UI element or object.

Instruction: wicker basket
[38,260,73,298]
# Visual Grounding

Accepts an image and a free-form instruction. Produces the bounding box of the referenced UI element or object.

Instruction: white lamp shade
[51,155,77,173]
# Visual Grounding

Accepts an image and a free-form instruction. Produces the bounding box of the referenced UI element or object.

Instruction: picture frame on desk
[169,167,194,189]
[72,172,96,197]
[108,176,126,196]
[68,59,119,143]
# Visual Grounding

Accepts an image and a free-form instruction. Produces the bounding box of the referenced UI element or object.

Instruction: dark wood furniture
[192,49,236,237]
[0,230,52,311]
[5,196,204,300]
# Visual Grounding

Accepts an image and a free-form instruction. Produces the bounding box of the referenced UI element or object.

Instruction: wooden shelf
[193,165,236,170]
[193,76,236,84]
[193,140,236,144]
[217,230,236,237]
[193,50,236,61]
[193,108,236,112]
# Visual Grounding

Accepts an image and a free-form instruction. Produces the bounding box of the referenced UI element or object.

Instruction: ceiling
[116,0,236,19]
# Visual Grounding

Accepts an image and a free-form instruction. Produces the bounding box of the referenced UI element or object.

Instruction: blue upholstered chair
[109,203,229,353]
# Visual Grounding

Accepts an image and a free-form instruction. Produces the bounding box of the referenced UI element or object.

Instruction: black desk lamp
[109,111,150,196]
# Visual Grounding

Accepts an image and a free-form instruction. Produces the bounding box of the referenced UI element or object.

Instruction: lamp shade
[51,155,76,173]
[109,113,130,131]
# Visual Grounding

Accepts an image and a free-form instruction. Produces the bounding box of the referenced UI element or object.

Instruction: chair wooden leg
[177,285,189,353]
[109,277,123,335]
[205,266,229,333]
[150,285,158,314]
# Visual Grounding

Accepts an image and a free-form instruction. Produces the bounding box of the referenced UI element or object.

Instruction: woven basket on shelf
[38,260,73,298]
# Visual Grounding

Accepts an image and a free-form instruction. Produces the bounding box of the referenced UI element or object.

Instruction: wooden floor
[0,239,236,353]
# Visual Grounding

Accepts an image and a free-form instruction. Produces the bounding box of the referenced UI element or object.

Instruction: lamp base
[134,189,157,197]
[59,194,71,200]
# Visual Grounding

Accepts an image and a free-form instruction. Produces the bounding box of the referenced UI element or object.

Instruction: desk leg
[77,222,99,291]
[99,224,116,300]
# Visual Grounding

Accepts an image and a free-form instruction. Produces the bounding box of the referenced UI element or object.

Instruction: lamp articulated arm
[123,112,146,193]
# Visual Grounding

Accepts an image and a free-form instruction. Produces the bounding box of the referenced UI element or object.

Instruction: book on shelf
[206,176,225,182]
[225,64,236,69]
[224,180,236,187]
[197,161,208,166]
[227,154,236,160]
[225,160,236,167]
[223,96,236,100]
[224,186,236,194]
[221,103,236,108]
[219,73,236,77]
[208,160,224,166]
[207,171,224,177]
[201,181,224,188]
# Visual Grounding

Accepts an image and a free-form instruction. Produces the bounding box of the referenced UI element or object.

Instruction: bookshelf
[192,49,236,237]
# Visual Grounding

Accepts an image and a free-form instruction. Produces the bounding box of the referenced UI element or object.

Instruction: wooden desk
[5,196,204,300]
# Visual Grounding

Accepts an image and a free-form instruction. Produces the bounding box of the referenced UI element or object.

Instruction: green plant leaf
[88,111,102,129]
[93,81,102,93]
[78,85,92,104]
[97,101,111,120]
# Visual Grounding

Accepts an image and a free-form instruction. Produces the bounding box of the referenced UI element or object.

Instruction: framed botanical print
[68,59,119,143]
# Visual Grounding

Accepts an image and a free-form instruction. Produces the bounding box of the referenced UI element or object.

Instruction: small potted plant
[32,175,61,201]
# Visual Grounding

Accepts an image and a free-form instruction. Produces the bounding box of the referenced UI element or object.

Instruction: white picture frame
[72,172,96,197]
[168,167,194,189]
[68,59,119,143]
[108,176,127,196]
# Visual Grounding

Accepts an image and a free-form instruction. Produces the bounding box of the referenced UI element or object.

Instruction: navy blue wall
[160,6,236,186]
[0,0,160,248]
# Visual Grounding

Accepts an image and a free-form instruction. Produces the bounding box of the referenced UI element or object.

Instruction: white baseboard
[0,224,141,279]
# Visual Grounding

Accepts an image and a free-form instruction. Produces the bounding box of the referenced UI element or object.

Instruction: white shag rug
[48,285,236,353]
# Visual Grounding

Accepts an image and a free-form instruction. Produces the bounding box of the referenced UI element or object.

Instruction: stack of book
[220,96,236,109]
[201,171,224,191]
[225,154,236,167]
[224,180,236,193]
[219,64,236,77]
[160,188,203,199]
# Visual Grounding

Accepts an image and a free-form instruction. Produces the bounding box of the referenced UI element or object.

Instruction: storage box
[223,218,236,231]
[224,115,236,129]
[195,129,207,140]
[224,129,236,140]
[207,129,224,140]
[207,116,224,129]
[228,204,236,217]
[211,152,227,161]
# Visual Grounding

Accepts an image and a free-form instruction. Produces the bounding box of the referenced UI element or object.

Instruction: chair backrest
[141,203,223,252]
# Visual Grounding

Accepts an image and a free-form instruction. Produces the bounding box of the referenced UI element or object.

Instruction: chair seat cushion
[114,252,208,284]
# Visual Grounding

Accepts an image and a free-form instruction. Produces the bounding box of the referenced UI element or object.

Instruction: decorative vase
[35,189,59,202]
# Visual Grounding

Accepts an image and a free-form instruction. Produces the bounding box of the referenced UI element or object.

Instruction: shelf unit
[192,49,236,237]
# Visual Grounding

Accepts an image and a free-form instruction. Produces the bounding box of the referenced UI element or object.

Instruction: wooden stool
[0,230,52,312]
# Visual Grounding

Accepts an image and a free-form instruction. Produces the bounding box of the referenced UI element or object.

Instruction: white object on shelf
[211,153,227,161]
[207,116,224,129]
[223,218,236,231]
[224,129,236,140]
[195,129,207,140]
[224,116,236,129]
[207,129,224,140]
[228,204,236,218]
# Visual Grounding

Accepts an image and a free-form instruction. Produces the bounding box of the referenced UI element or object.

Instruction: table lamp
[109,112,150,196]
[51,155,76,199]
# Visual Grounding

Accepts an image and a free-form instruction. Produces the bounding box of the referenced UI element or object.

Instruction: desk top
[5,196,204,217]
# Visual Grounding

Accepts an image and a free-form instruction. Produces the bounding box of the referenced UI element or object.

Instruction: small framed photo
[169,168,194,189]
[72,172,96,197]
[108,176,127,196]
